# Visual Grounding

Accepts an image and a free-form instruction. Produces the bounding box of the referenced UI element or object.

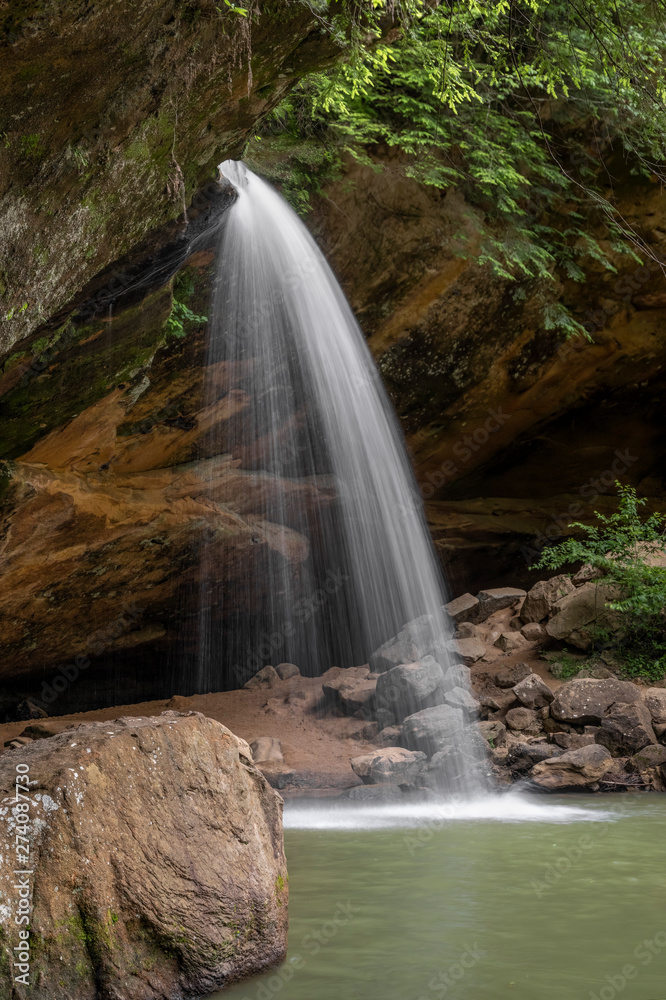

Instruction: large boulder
[402,704,465,756]
[506,742,565,775]
[550,677,642,725]
[512,673,555,710]
[350,747,426,787]
[475,587,526,623]
[250,737,284,763]
[494,631,528,653]
[644,688,666,725]
[520,575,575,623]
[530,744,613,789]
[375,656,444,721]
[0,713,288,999]
[595,702,657,756]
[545,583,617,647]
[369,633,420,674]
[244,665,279,689]
[505,707,539,732]
[443,686,480,716]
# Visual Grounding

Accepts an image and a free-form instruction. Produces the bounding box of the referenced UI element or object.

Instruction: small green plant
[165,298,207,339]
[216,0,249,15]
[535,483,666,679]
[4,302,28,321]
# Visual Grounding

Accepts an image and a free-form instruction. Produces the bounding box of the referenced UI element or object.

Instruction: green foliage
[535,483,666,678]
[249,0,666,333]
[165,272,207,339]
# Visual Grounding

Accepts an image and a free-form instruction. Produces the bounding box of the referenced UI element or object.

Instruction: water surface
[215,794,666,1000]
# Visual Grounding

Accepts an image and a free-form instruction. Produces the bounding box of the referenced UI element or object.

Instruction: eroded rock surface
[0,712,288,999]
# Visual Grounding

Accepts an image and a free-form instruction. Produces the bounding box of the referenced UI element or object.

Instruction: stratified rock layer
[0,712,288,1000]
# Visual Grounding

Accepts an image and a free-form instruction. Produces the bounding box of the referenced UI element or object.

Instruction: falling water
[197,161,487,791]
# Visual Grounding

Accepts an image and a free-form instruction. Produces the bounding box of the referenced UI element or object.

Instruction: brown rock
[551,732,596,750]
[454,637,486,665]
[350,747,427,786]
[595,702,657,756]
[276,663,300,680]
[545,583,618,644]
[478,720,507,746]
[0,713,287,998]
[374,725,403,747]
[644,687,666,725]
[494,661,532,689]
[512,673,554,710]
[628,744,666,771]
[520,621,547,643]
[375,657,444,721]
[475,587,526,623]
[520,575,575,623]
[505,707,539,731]
[456,622,485,640]
[165,694,195,711]
[495,631,528,653]
[250,737,284,763]
[530,744,612,789]
[244,665,280,689]
[550,677,642,724]
[323,667,376,715]
[444,593,479,623]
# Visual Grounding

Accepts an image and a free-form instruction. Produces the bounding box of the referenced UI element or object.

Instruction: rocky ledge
[0,712,287,999]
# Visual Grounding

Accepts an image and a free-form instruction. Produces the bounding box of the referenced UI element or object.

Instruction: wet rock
[520,575,575,623]
[530,744,613,789]
[376,707,397,731]
[250,737,284,763]
[276,663,300,680]
[244,665,279,689]
[479,720,506,746]
[495,631,528,653]
[475,587,526,623]
[443,686,480,716]
[402,704,465,756]
[644,687,666,725]
[418,746,476,791]
[375,656,444,721]
[0,713,288,997]
[595,702,657,756]
[512,673,554,710]
[374,725,403,747]
[520,621,547,643]
[444,593,479,623]
[350,747,427,787]
[505,707,539,732]
[454,637,487,665]
[545,583,618,647]
[550,678,642,724]
[369,633,420,673]
[341,784,404,801]
[494,661,532,689]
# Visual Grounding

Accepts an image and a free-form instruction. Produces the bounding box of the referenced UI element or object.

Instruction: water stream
[197,161,483,788]
[213,794,666,1000]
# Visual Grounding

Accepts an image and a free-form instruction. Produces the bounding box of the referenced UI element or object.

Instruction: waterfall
[197,160,488,793]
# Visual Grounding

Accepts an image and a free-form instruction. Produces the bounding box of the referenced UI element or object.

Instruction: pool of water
[213,792,666,1000]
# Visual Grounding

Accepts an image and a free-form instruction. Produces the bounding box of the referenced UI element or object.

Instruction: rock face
[350,747,426,786]
[0,0,344,353]
[0,712,288,999]
[550,678,642,724]
[530,744,612,790]
[323,667,376,715]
